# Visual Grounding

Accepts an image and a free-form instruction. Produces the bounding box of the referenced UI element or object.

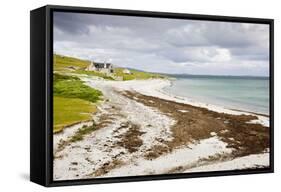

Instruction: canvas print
[53,12,270,181]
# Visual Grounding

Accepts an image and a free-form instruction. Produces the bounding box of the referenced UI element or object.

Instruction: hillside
[114,67,165,81]
[53,54,166,132]
[54,54,166,80]
[53,72,102,133]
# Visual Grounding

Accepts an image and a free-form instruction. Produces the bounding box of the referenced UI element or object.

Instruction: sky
[53,12,270,76]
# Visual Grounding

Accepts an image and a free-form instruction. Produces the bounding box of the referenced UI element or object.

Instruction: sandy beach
[53,77,270,180]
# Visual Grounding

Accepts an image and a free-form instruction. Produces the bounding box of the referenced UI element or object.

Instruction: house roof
[93,62,112,68]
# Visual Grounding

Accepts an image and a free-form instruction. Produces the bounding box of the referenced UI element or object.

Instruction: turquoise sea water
[163,75,270,115]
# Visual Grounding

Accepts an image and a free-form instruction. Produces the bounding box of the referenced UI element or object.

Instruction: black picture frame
[30,5,274,187]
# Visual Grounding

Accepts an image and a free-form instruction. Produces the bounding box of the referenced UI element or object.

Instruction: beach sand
[53,78,270,180]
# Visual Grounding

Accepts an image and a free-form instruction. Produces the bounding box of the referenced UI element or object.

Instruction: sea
[163,74,270,115]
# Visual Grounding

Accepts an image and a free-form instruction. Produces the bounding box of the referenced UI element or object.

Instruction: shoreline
[85,77,269,126]
[162,78,269,117]
[53,77,270,180]
[122,88,269,156]
[164,80,269,117]
[163,76,269,116]
[158,79,270,126]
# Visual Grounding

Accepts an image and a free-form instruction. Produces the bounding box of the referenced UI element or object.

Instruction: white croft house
[86,61,114,74]
[123,69,131,74]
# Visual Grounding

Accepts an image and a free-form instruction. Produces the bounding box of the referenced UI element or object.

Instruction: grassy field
[74,70,115,80]
[114,68,166,81]
[53,73,102,133]
[53,97,97,133]
[54,54,90,72]
[74,68,165,81]
[53,54,166,133]
[54,54,166,81]
[54,73,102,103]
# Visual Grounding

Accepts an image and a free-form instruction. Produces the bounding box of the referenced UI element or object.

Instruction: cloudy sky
[54,12,269,76]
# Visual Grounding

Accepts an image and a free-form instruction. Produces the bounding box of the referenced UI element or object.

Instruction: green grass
[53,72,80,82]
[69,124,96,142]
[54,73,102,103]
[53,54,166,81]
[74,70,115,80]
[53,96,97,133]
[54,54,90,72]
[53,73,102,133]
[74,67,163,81]
[52,54,167,133]
[114,68,166,81]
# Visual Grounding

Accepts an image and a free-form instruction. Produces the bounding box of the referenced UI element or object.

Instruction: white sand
[185,153,270,172]
[83,78,269,126]
[54,78,175,180]
[53,77,270,180]
[103,136,232,177]
[53,121,93,153]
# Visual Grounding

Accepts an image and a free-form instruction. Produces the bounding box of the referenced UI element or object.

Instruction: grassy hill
[54,54,90,72]
[54,97,97,133]
[53,54,166,132]
[53,73,102,133]
[54,54,166,80]
[114,68,165,81]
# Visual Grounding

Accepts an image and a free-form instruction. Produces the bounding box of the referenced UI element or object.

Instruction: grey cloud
[53,12,270,76]
[54,12,92,35]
